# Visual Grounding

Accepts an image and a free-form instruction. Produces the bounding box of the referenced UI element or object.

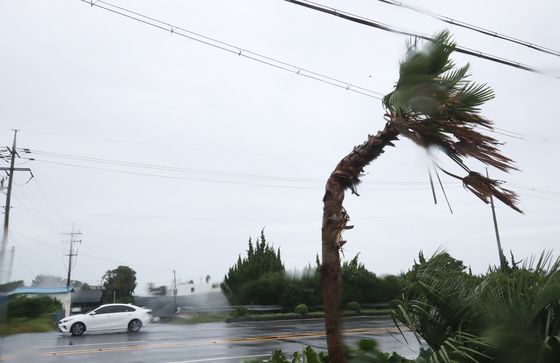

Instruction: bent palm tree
[321,31,521,362]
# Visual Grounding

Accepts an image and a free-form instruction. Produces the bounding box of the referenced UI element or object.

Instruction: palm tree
[321,31,521,362]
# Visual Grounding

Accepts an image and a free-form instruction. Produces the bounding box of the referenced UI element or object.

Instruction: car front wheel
[70,322,86,336]
[128,319,142,333]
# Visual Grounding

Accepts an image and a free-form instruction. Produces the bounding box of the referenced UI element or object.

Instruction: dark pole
[64,225,81,288]
[66,225,74,289]
[486,168,508,270]
[0,130,18,282]
[173,270,177,311]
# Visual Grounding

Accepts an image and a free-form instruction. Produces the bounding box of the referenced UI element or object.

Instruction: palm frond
[384,30,521,212]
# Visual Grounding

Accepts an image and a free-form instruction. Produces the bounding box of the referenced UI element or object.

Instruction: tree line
[221,230,403,310]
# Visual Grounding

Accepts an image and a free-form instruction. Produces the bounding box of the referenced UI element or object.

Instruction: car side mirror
[89,312,96,316]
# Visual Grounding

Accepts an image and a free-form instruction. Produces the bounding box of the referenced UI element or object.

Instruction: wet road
[0,317,420,362]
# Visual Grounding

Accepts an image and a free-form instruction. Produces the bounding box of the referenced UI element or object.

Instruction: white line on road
[39,340,146,349]
[162,353,270,363]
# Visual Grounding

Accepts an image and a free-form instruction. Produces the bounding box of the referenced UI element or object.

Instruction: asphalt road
[0,317,421,362]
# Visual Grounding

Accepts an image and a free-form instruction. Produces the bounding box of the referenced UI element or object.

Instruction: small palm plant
[394,251,560,363]
[321,30,521,362]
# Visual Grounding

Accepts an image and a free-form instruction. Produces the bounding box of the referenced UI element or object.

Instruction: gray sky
[1,0,559,294]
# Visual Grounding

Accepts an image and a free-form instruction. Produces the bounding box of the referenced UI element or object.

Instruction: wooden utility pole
[63,225,82,288]
[173,270,177,311]
[0,130,32,283]
[7,246,14,283]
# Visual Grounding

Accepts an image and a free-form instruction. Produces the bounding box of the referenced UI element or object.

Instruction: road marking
[38,340,146,349]
[162,353,270,363]
[231,315,389,325]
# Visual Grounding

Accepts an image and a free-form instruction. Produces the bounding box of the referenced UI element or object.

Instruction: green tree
[31,274,65,287]
[147,283,167,296]
[280,265,322,310]
[341,255,401,305]
[102,266,137,303]
[80,283,91,291]
[222,229,284,305]
[321,31,521,362]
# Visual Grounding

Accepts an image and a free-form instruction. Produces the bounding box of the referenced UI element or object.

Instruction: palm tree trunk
[321,122,399,363]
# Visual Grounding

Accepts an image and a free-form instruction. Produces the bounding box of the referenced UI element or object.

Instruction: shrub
[346,301,361,313]
[8,295,61,319]
[249,341,409,362]
[233,306,248,317]
[294,304,309,316]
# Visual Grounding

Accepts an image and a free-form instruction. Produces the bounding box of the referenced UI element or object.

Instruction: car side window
[94,306,113,315]
[125,306,136,312]
[112,305,128,313]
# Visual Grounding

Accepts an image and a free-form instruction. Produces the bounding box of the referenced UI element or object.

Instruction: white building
[171,279,221,296]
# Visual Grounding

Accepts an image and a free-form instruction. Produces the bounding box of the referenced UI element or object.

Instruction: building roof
[71,289,103,303]
[9,287,74,295]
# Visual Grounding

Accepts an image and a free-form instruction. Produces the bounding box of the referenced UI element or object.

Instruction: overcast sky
[1,0,558,294]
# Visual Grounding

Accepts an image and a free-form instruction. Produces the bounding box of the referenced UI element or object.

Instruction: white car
[58,303,152,336]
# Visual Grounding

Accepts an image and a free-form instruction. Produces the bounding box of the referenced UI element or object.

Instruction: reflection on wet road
[0,317,420,362]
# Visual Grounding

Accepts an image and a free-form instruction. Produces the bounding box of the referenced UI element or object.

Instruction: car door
[87,306,114,331]
[108,305,132,330]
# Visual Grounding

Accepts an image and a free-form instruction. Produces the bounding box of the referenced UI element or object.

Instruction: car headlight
[59,319,72,324]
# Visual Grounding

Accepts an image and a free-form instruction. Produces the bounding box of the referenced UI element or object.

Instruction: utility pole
[7,246,14,283]
[486,168,508,271]
[0,130,33,284]
[173,270,177,311]
[62,224,82,288]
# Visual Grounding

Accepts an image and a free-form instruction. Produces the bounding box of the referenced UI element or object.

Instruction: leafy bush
[346,301,361,313]
[279,270,321,310]
[394,250,560,363]
[234,306,249,317]
[294,304,309,316]
[8,295,61,319]
[223,234,403,310]
[247,340,417,362]
[246,346,329,363]
[342,255,403,305]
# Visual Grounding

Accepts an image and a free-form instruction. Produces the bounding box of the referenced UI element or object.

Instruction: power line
[33,158,320,190]
[376,0,560,58]
[25,147,521,188]
[11,205,479,223]
[77,0,384,99]
[26,148,322,184]
[12,230,172,272]
[282,0,559,78]
[33,158,468,192]
[11,193,60,235]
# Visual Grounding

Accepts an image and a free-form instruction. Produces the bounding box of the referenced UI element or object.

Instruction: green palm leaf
[383,30,521,212]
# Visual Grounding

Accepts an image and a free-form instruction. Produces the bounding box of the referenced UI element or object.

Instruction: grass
[170,312,232,325]
[0,314,56,336]
[168,308,392,325]
[226,308,393,323]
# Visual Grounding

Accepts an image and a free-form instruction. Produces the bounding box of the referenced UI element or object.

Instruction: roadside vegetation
[250,250,560,362]
[393,250,560,363]
[221,230,402,312]
[0,295,61,336]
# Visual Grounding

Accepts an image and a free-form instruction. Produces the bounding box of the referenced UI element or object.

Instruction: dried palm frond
[383,30,521,212]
